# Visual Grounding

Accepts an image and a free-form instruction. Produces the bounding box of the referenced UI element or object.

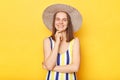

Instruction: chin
[58,29,66,32]
[56,27,66,32]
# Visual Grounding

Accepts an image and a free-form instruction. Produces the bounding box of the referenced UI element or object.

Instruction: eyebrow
[55,17,67,19]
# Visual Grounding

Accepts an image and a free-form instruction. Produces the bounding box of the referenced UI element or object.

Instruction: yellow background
[0,0,120,80]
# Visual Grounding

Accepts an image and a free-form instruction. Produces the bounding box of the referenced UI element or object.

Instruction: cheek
[65,22,68,26]
[55,21,59,25]
[54,21,58,28]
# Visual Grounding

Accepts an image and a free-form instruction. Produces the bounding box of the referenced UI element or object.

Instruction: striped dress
[46,37,76,80]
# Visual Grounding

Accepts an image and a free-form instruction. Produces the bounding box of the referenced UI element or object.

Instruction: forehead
[55,12,67,18]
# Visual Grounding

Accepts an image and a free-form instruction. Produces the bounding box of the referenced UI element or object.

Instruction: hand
[42,62,47,70]
[55,31,63,43]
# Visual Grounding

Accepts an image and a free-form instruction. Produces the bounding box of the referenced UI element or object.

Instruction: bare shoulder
[43,37,51,59]
[74,37,79,41]
[74,37,80,44]
[43,37,51,54]
[43,37,51,49]
[43,37,50,44]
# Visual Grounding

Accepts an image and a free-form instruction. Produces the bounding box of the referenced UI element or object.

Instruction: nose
[59,20,63,24]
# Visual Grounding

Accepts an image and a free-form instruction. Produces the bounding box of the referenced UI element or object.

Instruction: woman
[42,4,82,80]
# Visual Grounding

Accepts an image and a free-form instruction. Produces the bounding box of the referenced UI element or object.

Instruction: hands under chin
[55,30,63,43]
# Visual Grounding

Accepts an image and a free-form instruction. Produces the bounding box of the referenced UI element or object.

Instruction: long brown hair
[51,11,74,42]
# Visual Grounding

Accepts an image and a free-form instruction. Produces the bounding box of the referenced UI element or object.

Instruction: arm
[53,37,80,73]
[43,37,60,70]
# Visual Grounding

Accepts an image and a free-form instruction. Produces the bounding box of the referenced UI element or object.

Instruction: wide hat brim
[42,4,82,32]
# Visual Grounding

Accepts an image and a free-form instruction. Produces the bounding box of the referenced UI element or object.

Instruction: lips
[57,24,64,28]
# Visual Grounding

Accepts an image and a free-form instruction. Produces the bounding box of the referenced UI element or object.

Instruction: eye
[63,18,67,22]
[55,18,60,21]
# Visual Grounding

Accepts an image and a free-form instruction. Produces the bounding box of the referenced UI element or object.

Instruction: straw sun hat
[42,4,82,32]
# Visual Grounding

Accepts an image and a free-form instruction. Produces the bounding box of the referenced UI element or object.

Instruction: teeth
[58,25,63,26]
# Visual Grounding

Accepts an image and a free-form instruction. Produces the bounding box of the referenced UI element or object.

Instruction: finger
[55,31,59,35]
[57,31,62,33]
[55,31,61,37]
[56,31,62,34]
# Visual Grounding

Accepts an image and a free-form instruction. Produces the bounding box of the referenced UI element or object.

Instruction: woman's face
[54,12,68,32]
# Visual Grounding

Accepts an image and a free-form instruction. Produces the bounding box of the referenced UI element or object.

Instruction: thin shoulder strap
[48,37,52,50]
[69,39,74,56]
